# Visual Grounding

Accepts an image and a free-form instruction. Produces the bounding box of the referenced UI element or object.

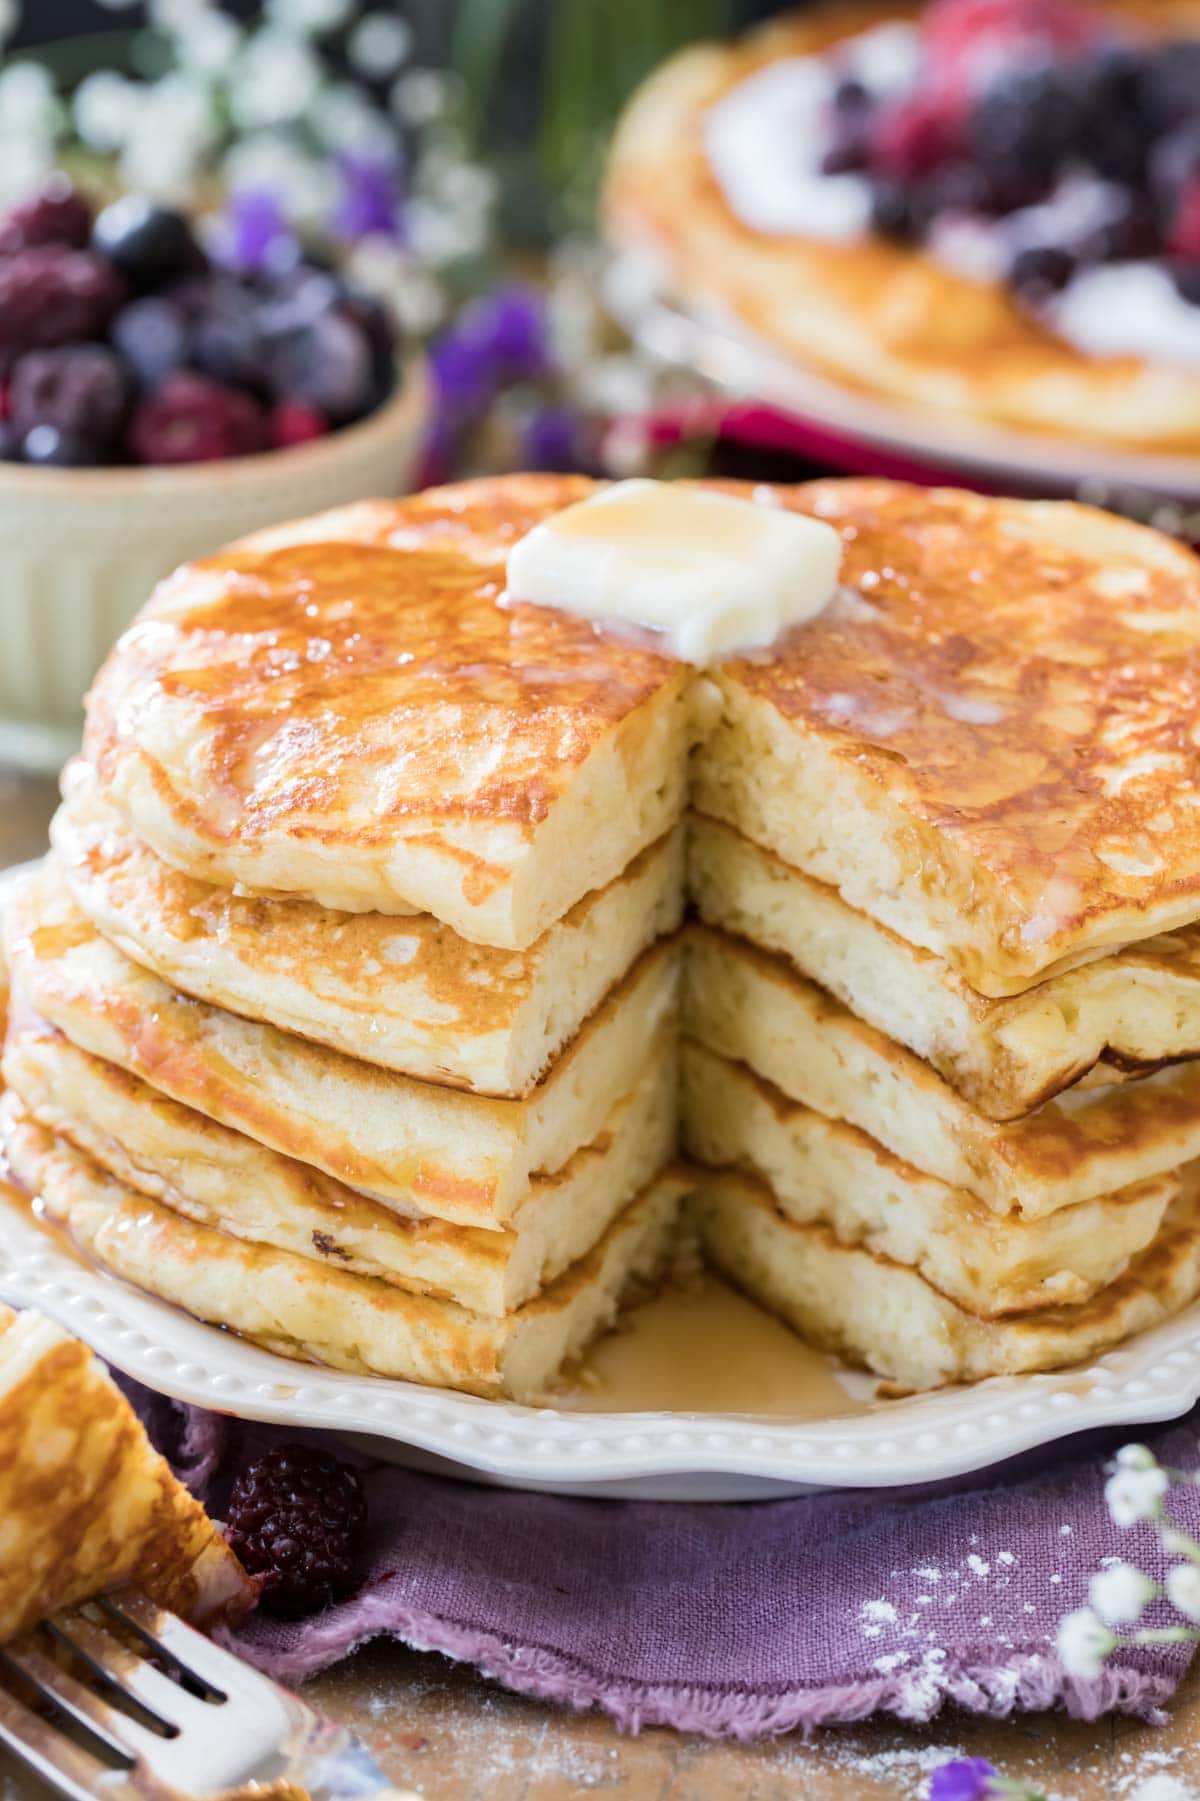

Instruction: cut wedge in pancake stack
[1,475,694,1402]
[685,480,1200,1389]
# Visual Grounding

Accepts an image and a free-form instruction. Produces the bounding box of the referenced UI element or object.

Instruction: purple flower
[215,187,293,273]
[428,329,492,421]
[521,404,581,472]
[332,151,405,243]
[478,283,550,381]
[929,1759,1000,1801]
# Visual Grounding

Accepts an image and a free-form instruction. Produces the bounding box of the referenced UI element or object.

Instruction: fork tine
[2,1638,160,1765]
[47,1612,209,1731]
[0,1676,142,1801]
[103,1589,263,1700]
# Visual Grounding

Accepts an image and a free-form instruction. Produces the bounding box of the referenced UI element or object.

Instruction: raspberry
[225,1444,367,1619]
[0,175,92,253]
[923,0,1101,84]
[268,400,328,448]
[871,93,965,180]
[0,247,124,361]
[1169,178,1200,261]
[128,372,266,465]
[10,346,130,451]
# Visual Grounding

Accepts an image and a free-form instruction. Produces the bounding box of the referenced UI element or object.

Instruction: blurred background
[0,0,1197,788]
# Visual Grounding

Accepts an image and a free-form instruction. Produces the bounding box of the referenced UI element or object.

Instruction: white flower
[390,68,458,127]
[344,238,446,333]
[0,63,59,140]
[1166,1563,1200,1623]
[349,13,412,79]
[229,28,322,130]
[310,82,394,153]
[0,134,53,210]
[119,75,216,202]
[1089,1562,1155,1625]
[73,72,142,151]
[1106,1464,1169,1528]
[174,10,242,75]
[1115,1444,1159,1472]
[1056,1607,1116,1681]
[266,0,353,34]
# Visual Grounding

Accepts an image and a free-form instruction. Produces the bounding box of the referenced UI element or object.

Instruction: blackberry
[967,63,1079,205]
[1008,242,1076,300]
[1172,260,1200,306]
[127,372,265,465]
[0,247,124,361]
[1138,40,1200,137]
[869,177,936,243]
[10,345,130,452]
[225,1443,367,1620]
[1073,43,1148,184]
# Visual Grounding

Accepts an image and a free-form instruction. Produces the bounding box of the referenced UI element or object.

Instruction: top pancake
[696,479,1200,994]
[604,0,1200,454]
[84,475,691,949]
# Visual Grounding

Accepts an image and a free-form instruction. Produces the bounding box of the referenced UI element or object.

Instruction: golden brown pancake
[2,1102,688,1403]
[687,923,1200,1217]
[690,812,1200,1120]
[83,475,693,949]
[604,1,1200,453]
[683,1039,1177,1316]
[695,480,1200,993]
[0,1301,252,1639]
[694,1167,1200,1388]
[52,766,683,1096]
[3,861,679,1230]
[6,1013,676,1318]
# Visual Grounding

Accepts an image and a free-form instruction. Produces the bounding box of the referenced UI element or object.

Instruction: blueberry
[335,289,396,404]
[869,177,935,242]
[1172,260,1200,306]
[1150,123,1200,216]
[1139,40,1200,136]
[1073,43,1148,183]
[262,309,376,422]
[0,420,19,460]
[1008,242,1077,299]
[190,298,264,391]
[22,423,102,466]
[92,196,204,290]
[110,296,189,389]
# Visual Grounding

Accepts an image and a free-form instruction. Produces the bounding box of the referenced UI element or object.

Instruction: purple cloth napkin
[128,1382,1200,1740]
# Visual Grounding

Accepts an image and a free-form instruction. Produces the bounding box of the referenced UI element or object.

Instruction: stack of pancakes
[7,472,1200,1396]
[0,476,693,1401]
[684,484,1200,1388]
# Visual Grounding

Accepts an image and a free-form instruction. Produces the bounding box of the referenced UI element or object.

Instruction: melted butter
[565,1274,871,1418]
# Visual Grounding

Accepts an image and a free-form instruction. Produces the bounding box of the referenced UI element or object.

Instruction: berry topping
[225,1444,367,1620]
[92,197,203,291]
[923,0,1101,86]
[268,400,329,448]
[1169,178,1200,261]
[1008,241,1077,298]
[0,175,92,253]
[0,247,124,362]
[1138,40,1200,137]
[10,345,130,453]
[871,92,965,180]
[128,372,266,465]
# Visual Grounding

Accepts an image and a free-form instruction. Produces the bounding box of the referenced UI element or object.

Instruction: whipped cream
[504,480,843,665]
[703,56,872,241]
[1046,262,1200,369]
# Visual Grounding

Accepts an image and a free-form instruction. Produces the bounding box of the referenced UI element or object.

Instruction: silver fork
[0,1587,418,1800]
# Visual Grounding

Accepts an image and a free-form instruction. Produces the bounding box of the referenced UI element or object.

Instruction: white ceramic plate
[604,251,1200,506]
[2,1194,1199,1501]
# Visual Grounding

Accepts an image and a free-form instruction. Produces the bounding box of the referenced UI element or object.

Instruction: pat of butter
[504,479,843,664]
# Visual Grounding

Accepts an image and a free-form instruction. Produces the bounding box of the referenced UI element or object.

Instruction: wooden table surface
[4,770,1200,1799]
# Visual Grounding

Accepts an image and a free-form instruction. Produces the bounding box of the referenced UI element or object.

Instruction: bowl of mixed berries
[0,174,426,769]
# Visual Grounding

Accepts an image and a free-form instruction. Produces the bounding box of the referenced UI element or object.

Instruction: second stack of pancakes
[1,476,693,1402]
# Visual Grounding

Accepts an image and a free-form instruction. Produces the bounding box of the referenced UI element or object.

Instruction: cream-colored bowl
[0,356,428,771]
